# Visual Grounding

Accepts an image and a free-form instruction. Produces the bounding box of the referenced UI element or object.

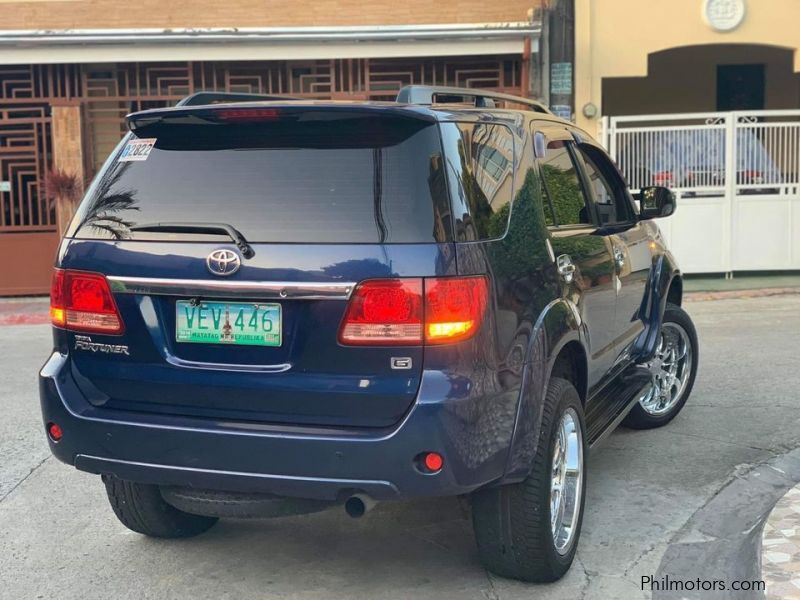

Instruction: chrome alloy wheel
[639,322,693,416]
[550,408,584,555]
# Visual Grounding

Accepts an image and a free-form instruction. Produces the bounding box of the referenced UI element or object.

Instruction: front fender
[501,298,584,483]
[632,250,680,362]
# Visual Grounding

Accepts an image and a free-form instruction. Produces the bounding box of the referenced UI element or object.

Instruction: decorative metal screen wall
[80,57,523,171]
[0,56,523,231]
[0,66,63,232]
[0,106,52,232]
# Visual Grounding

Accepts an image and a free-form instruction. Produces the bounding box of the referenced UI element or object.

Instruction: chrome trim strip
[107,276,355,300]
[164,354,292,374]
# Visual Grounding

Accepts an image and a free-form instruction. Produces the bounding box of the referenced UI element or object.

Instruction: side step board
[585,366,653,448]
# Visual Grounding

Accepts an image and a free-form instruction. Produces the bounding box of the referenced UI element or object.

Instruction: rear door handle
[557,254,576,284]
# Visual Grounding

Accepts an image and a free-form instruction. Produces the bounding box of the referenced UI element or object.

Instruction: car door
[572,139,650,360]
[534,124,618,392]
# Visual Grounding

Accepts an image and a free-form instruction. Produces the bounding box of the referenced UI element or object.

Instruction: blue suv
[40,86,698,582]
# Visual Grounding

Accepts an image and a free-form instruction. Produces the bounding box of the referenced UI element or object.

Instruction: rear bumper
[40,352,518,501]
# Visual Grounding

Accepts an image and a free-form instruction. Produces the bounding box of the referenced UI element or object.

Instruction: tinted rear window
[439,122,515,241]
[69,114,451,243]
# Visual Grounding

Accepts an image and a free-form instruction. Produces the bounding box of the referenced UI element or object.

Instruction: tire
[471,377,587,582]
[103,476,218,538]
[624,302,698,430]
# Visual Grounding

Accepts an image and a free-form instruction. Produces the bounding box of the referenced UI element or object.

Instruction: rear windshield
[68,114,452,243]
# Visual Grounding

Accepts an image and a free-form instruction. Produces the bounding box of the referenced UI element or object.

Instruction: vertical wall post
[540,4,550,108]
[724,112,737,276]
[521,36,531,98]
[51,101,85,234]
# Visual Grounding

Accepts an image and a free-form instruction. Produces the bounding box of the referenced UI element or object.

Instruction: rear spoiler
[126,103,438,130]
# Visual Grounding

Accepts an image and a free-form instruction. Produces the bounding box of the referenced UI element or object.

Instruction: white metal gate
[601,110,800,274]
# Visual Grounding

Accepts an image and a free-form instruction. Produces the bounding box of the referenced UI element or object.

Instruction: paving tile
[763,483,800,600]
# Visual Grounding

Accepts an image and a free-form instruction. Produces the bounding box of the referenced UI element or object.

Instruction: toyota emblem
[206,249,242,276]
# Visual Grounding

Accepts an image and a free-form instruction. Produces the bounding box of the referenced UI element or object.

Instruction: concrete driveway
[1,296,798,599]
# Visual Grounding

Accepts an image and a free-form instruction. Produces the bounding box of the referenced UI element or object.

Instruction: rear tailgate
[60,107,455,428]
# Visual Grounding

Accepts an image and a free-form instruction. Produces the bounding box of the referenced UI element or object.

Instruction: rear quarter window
[440,122,515,241]
[68,114,452,244]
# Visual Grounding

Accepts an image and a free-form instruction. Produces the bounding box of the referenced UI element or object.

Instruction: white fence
[601,110,800,274]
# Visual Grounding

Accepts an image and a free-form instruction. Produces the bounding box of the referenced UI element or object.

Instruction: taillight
[50,269,125,334]
[425,276,489,344]
[338,276,488,346]
[339,279,423,345]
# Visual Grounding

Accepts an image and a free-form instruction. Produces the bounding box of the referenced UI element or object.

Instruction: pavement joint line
[404,515,467,535]
[623,541,659,578]
[605,431,778,456]
[0,455,50,505]
[685,287,800,302]
[686,404,800,409]
[406,527,452,552]
[574,554,591,600]
[655,428,778,454]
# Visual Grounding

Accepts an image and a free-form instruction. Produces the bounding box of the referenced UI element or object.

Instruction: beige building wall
[574,0,800,131]
[1,0,541,29]
[604,44,800,116]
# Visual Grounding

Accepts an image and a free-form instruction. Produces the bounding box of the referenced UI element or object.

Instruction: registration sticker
[118,138,157,162]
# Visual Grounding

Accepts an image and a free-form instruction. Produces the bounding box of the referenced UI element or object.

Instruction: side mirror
[638,186,676,220]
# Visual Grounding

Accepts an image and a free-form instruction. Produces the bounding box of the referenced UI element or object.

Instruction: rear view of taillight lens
[338,276,488,346]
[339,279,423,345]
[50,269,124,334]
[424,276,489,344]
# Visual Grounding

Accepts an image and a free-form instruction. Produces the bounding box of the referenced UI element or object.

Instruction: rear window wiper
[129,222,255,258]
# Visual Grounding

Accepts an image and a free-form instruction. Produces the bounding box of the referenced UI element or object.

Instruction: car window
[538,140,591,227]
[538,176,556,226]
[576,145,633,225]
[68,116,452,244]
[440,122,515,240]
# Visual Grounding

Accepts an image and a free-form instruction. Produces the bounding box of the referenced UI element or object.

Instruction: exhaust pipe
[344,494,376,518]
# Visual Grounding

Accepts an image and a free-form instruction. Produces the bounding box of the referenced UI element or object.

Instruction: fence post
[724,112,737,276]
[598,116,608,150]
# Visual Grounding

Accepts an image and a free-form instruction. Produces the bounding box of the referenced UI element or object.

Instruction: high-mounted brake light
[50,269,125,334]
[338,276,488,346]
[215,108,281,122]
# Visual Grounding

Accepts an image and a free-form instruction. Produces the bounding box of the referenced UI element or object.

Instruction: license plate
[175,301,282,347]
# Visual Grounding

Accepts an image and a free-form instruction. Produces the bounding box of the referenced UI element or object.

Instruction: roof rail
[396,85,551,114]
[176,91,300,107]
